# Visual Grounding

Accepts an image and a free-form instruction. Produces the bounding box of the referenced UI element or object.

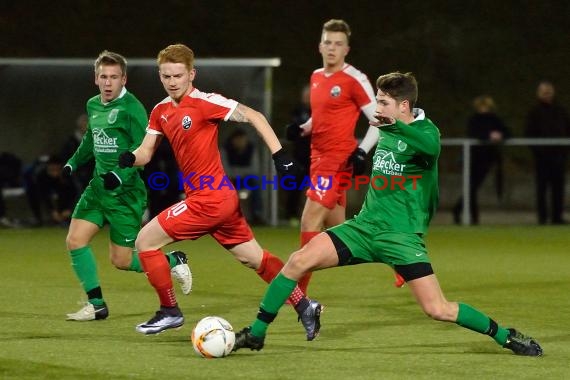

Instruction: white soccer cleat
[136,307,184,335]
[66,302,108,321]
[170,251,193,295]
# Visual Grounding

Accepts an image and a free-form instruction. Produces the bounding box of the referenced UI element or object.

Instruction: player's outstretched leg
[233,327,265,352]
[169,251,193,295]
[136,305,184,335]
[255,250,323,340]
[503,328,543,356]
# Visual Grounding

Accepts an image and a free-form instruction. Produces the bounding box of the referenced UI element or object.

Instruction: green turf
[0,225,568,379]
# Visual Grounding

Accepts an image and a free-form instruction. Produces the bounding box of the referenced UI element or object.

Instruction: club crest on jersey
[182,115,192,130]
[107,109,119,124]
[397,140,408,152]
[330,85,341,97]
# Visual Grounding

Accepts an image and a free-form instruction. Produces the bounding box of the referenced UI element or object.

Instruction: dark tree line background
[1,0,569,143]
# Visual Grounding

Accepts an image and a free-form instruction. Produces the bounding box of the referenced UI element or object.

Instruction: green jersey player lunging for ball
[232,72,542,357]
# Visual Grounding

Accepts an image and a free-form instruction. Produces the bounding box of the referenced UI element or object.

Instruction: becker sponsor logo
[92,128,118,153]
[373,150,407,176]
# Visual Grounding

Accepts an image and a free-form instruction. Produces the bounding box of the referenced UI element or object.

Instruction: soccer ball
[191,316,236,358]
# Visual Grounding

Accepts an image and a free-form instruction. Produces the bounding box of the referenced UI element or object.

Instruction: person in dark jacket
[524,81,570,224]
[453,95,510,224]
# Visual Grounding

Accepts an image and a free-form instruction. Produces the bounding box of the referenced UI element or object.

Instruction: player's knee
[134,238,149,252]
[232,252,259,269]
[110,255,130,270]
[66,233,86,251]
[284,250,311,279]
[422,302,454,322]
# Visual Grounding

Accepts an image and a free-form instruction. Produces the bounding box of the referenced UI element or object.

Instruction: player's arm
[119,104,163,169]
[64,123,94,173]
[381,119,440,159]
[347,102,379,176]
[229,103,282,154]
[131,132,163,166]
[286,117,312,140]
[299,117,312,137]
[358,102,380,153]
[112,107,149,182]
[229,103,300,176]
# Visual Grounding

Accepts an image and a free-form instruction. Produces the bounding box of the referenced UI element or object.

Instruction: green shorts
[72,184,147,248]
[327,218,430,268]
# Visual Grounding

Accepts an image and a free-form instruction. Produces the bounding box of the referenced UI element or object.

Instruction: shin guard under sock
[256,250,305,306]
[139,249,176,307]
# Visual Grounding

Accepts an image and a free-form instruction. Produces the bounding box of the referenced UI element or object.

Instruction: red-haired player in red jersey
[118,44,322,340]
[288,19,405,291]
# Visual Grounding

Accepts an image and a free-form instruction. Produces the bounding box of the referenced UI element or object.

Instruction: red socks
[256,250,305,306]
[139,249,177,307]
[301,231,320,247]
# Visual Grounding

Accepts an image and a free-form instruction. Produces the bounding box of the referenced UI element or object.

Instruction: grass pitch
[0,225,568,379]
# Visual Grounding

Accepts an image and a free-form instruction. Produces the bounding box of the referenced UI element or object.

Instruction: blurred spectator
[222,127,264,225]
[60,114,94,191]
[453,95,510,224]
[143,138,181,219]
[525,81,570,225]
[0,152,22,227]
[284,84,311,226]
[24,155,77,226]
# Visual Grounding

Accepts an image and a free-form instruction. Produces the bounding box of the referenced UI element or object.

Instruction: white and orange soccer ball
[191,316,236,358]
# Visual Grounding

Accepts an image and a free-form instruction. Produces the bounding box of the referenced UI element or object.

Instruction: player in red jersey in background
[119,44,322,340]
[288,19,405,291]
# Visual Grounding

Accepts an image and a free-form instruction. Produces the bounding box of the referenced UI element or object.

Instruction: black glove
[119,151,136,168]
[100,172,121,190]
[349,147,367,176]
[285,123,303,141]
[61,164,72,178]
[272,149,301,178]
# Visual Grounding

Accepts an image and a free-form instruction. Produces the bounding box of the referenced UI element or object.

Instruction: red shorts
[306,157,351,209]
[157,191,253,246]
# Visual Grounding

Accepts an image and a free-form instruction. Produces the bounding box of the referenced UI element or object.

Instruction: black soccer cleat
[503,328,543,356]
[232,327,265,352]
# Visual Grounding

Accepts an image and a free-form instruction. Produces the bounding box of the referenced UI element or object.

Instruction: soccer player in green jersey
[64,51,192,321]
[232,72,542,356]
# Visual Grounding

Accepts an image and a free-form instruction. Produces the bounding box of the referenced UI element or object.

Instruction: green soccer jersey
[355,109,441,235]
[67,88,148,193]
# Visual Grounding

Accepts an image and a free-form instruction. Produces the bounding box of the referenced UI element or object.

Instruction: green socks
[128,251,143,272]
[456,303,509,345]
[251,273,297,337]
[70,246,103,305]
[128,251,178,273]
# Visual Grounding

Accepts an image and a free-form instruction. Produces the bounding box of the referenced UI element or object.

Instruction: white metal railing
[441,138,570,225]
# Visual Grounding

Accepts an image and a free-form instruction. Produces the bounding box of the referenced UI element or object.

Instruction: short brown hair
[322,19,351,42]
[157,44,195,71]
[472,95,496,112]
[94,50,127,76]
[376,72,418,109]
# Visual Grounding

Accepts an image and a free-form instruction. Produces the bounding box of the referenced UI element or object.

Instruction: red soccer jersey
[309,64,375,160]
[147,88,238,198]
